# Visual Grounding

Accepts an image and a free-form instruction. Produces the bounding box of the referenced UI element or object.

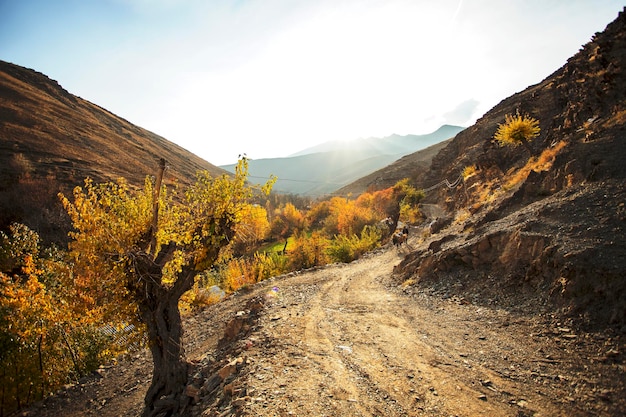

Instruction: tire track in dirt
[298,249,518,417]
[240,248,532,416]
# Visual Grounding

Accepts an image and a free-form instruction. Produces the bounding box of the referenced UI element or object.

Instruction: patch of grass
[260,237,294,254]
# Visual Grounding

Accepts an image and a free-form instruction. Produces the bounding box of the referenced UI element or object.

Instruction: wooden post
[149,158,167,256]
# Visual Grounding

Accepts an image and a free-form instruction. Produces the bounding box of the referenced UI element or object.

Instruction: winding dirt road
[232,245,622,417]
[25,237,625,417]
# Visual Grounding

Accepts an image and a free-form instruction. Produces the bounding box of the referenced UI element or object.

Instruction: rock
[219,317,244,345]
[598,389,613,401]
[185,384,201,402]
[232,396,249,408]
[218,359,241,380]
[223,382,236,396]
[202,374,222,394]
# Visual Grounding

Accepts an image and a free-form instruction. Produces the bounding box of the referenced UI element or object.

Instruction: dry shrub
[219,251,290,293]
[253,251,289,281]
[181,281,224,312]
[494,112,540,153]
[401,278,417,288]
[454,208,471,224]
[504,140,567,190]
[462,165,478,180]
[222,257,258,292]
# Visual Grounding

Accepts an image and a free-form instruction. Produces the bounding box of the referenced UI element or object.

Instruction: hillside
[389,6,626,330]
[335,137,453,196]
[0,60,227,243]
[220,126,464,196]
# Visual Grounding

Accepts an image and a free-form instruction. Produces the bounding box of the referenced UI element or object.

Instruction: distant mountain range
[219,125,465,196]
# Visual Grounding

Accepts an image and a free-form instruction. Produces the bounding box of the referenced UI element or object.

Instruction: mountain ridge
[220,125,464,196]
[288,124,464,157]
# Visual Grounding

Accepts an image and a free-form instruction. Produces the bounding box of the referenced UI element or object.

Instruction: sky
[1,0,624,166]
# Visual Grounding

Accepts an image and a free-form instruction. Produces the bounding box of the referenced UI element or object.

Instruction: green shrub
[326,225,381,263]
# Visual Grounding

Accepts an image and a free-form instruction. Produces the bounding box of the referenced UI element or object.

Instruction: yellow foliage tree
[231,203,270,255]
[270,202,306,239]
[59,157,268,417]
[0,224,112,415]
[288,230,329,270]
[321,197,375,236]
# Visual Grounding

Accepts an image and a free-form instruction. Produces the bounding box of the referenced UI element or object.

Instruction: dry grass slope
[0,60,226,242]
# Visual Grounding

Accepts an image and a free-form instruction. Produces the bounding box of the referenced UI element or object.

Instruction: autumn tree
[305,199,331,230]
[381,179,425,232]
[269,202,306,239]
[230,203,270,255]
[59,157,267,417]
[288,230,329,270]
[321,197,377,237]
[0,223,110,415]
[494,111,541,155]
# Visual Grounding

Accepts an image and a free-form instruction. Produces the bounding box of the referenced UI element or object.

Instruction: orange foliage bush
[288,231,330,270]
[323,197,378,236]
[270,203,307,239]
[504,140,568,190]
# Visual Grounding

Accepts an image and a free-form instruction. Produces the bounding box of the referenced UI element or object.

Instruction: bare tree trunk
[130,252,196,417]
[149,158,166,254]
[130,159,195,417]
[520,137,536,156]
[126,158,236,416]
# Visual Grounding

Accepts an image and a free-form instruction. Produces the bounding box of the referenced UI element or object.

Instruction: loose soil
[22,233,625,417]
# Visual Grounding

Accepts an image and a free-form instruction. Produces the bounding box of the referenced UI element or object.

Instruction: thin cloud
[443,99,480,127]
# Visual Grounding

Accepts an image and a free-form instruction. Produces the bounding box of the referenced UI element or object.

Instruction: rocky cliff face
[393,8,626,330]
[422,7,626,209]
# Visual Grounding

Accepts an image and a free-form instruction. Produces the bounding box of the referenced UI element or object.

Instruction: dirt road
[25,238,625,417]
[230,245,617,417]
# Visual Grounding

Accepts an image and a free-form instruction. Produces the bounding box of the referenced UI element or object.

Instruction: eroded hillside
[390,8,626,331]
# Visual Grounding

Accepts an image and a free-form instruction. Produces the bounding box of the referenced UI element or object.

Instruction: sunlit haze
[1,0,623,165]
